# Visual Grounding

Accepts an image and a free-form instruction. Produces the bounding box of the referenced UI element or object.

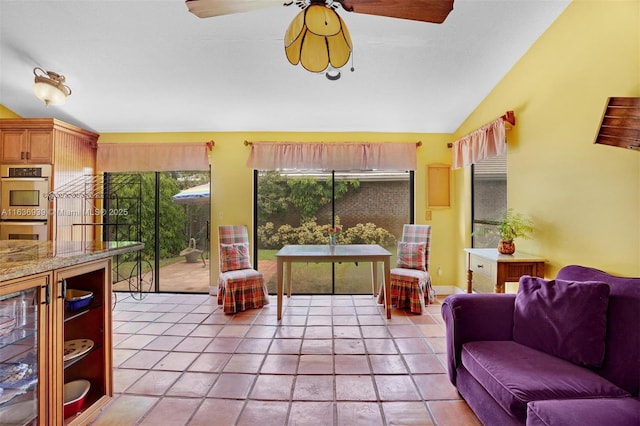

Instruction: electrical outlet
[437,266,443,277]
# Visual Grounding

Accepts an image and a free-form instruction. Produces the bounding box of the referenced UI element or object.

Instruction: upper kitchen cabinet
[0,129,52,163]
[0,119,99,166]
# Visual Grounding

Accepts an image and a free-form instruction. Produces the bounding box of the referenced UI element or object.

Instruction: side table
[464,248,546,293]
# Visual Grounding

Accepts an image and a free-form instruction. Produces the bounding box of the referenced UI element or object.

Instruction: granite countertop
[0,240,144,282]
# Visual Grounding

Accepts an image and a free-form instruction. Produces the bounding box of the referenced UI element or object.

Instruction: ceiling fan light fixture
[284,2,352,75]
[32,67,72,106]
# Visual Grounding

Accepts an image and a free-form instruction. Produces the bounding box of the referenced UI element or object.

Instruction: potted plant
[497,209,534,254]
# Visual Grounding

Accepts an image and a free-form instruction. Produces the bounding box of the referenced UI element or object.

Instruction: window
[254,169,413,294]
[472,153,507,248]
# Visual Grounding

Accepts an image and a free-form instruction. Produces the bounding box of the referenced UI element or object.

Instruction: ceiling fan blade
[340,0,454,24]
[186,0,287,19]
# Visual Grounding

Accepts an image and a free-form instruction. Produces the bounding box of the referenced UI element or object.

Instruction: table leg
[277,259,283,321]
[383,257,391,319]
[285,262,292,298]
[371,262,379,297]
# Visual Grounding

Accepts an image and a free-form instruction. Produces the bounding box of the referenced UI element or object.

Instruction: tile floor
[92,292,481,426]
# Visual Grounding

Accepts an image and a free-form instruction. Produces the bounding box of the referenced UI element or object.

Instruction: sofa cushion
[513,276,610,367]
[461,341,629,422]
[526,397,640,426]
[220,242,252,272]
[557,265,640,397]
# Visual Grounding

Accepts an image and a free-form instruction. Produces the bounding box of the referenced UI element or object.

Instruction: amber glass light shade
[284,4,352,73]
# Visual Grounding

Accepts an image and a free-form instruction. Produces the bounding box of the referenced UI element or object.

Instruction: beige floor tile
[153,351,199,371]
[236,400,289,426]
[166,372,218,398]
[375,376,421,401]
[334,355,371,374]
[249,374,295,400]
[289,401,334,426]
[205,336,242,353]
[370,354,408,374]
[120,350,167,369]
[208,373,255,399]
[188,352,231,373]
[395,337,432,354]
[189,398,245,426]
[382,401,434,425]
[126,370,182,396]
[404,354,446,374]
[223,353,265,373]
[336,375,377,401]
[428,400,483,426]
[298,354,333,374]
[336,402,384,426]
[138,397,201,426]
[413,374,461,400]
[91,395,158,426]
[260,354,300,374]
[293,375,334,401]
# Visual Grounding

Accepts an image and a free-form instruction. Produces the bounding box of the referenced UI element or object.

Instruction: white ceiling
[0,0,570,134]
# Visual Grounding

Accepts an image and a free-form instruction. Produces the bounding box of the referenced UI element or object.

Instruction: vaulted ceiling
[0,0,570,134]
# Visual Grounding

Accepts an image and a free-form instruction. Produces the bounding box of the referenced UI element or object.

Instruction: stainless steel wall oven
[0,164,51,240]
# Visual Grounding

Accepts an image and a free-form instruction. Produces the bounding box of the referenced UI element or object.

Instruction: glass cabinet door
[0,281,43,425]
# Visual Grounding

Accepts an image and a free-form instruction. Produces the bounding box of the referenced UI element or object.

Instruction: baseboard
[433,285,466,296]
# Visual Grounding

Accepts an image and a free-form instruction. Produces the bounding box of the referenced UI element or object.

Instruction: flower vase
[329,234,336,246]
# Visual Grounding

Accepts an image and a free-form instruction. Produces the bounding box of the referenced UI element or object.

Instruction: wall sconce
[33,67,72,106]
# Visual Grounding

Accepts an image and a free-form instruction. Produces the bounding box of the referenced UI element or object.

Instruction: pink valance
[97,142,210,172]
[246,142,417,171]
[451,117,507,169]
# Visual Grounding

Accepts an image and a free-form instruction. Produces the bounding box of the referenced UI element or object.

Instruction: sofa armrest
[441,293,516,384]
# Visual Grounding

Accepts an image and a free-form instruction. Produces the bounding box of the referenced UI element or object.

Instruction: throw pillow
[396,242,427,271]
[220,242,252,272]
[513,276,610,368]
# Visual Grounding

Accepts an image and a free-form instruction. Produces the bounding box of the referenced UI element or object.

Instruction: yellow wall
[452,0,640,284]
[0,105,20,118]
[98,132,458,285]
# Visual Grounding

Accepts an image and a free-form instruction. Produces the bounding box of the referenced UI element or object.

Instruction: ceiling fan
[185,0,454,78]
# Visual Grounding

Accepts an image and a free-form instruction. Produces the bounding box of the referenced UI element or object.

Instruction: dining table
[275,244,392,320]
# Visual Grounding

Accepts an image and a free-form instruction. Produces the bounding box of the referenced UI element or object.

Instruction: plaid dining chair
[217,225,270,314]
[379,224,434,314]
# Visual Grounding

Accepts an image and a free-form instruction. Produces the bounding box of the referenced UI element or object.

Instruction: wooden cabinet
[0,118,100,241]
[0,129,52,163]
[0,259,112,425]
[464,248,545,293]
[0,118,98,166]
[0,273,49,425]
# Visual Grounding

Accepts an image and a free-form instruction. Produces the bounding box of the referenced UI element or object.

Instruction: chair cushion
[220,242,252,272]
[396,242,426,271]
[513,276,610,367]
[462,341,629,422]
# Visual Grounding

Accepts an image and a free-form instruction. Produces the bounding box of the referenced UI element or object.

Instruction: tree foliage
[257,172,360,224]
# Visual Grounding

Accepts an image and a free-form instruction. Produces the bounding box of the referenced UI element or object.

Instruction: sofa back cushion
[556,265,640,397]
[513,276,610,368]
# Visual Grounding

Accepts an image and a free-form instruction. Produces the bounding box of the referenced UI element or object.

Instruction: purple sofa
[442,265,640,425]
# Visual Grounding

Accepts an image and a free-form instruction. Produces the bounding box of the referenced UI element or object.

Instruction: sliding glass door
[109,170,211,296]
[255,170,412,295]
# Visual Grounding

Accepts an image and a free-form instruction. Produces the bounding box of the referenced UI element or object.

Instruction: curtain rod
[244,140,422,146]
[447,110,515,148]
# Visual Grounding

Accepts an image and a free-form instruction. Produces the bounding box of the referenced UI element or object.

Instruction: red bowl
[63,379,90,418]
